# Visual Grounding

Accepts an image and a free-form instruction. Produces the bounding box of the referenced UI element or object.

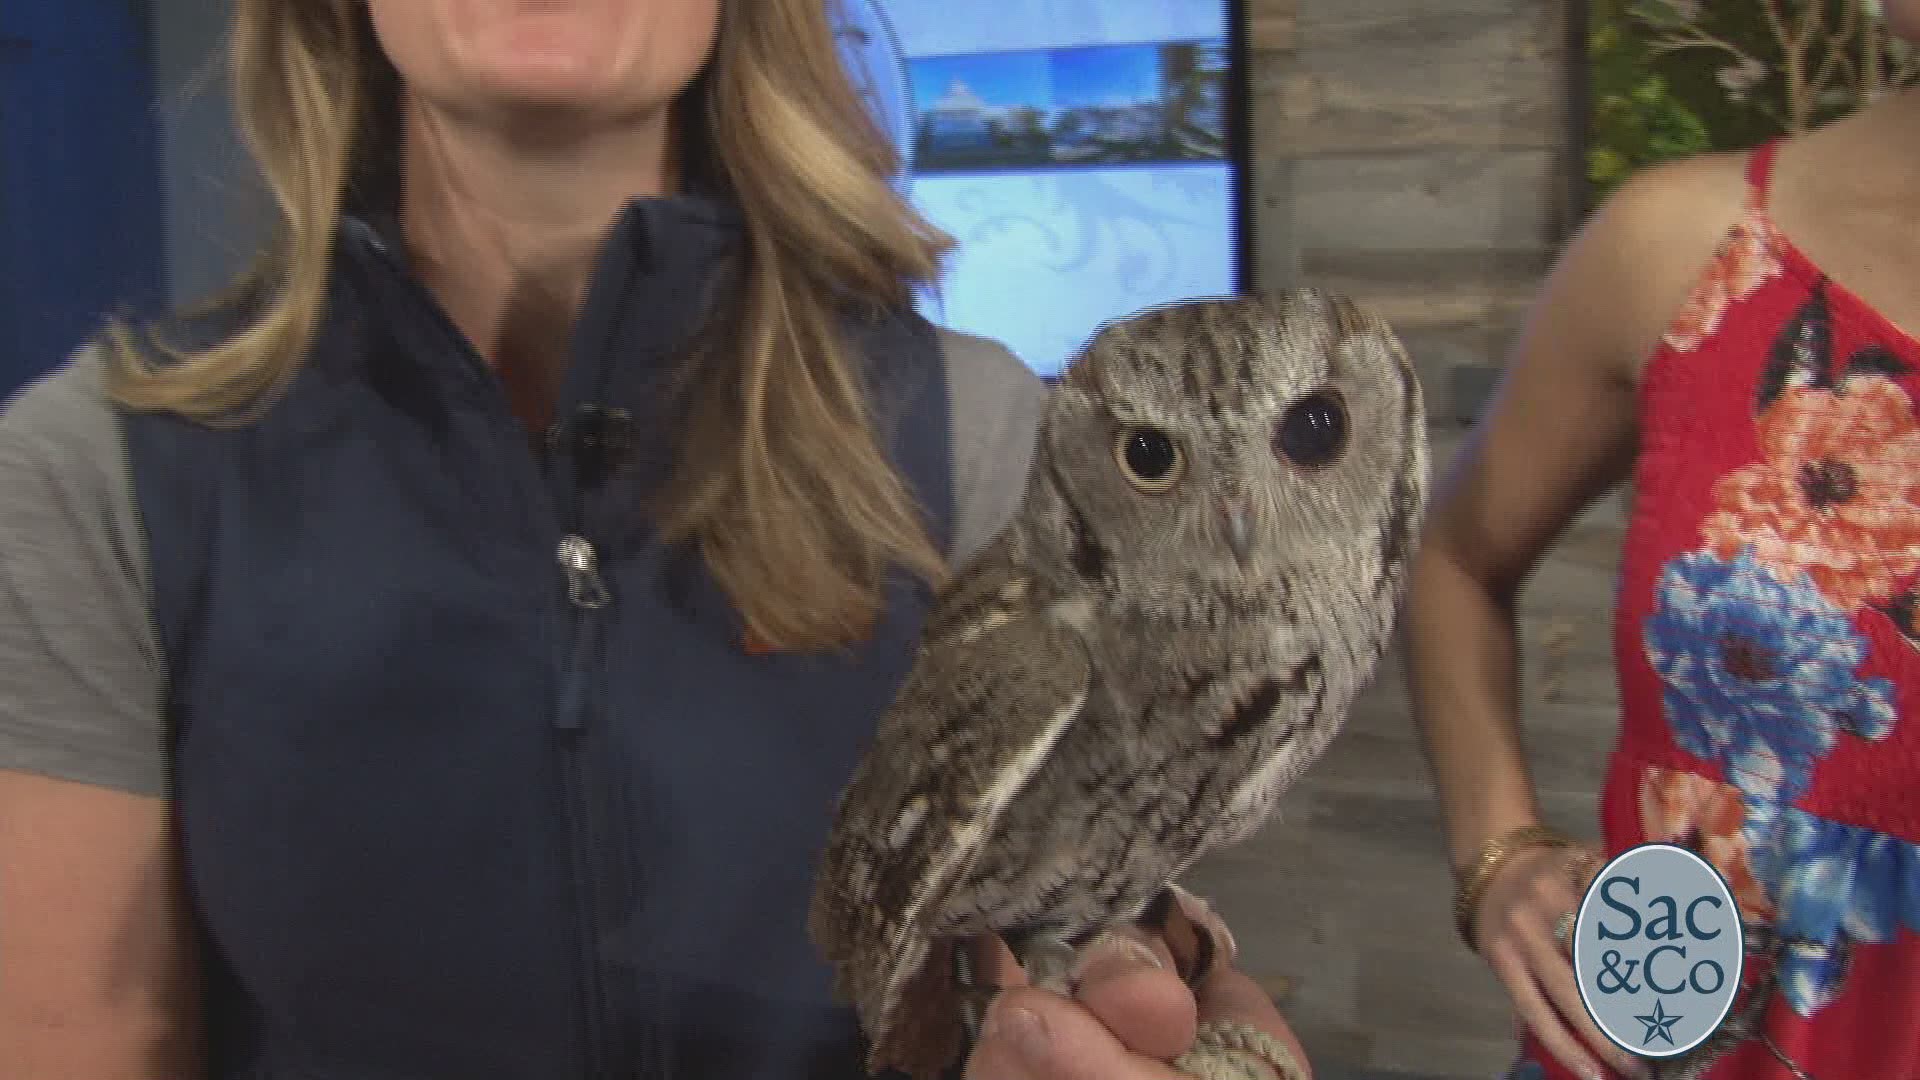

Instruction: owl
[807,289,1429,1079]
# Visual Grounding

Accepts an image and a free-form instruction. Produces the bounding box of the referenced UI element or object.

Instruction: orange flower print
[1639,767,1774,922]
[1663,210,1783,352]
[1701,378,1920,609]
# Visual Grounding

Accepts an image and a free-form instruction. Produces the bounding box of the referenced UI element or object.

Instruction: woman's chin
[437,74,662,138]
[448,20,641,106]
[469,57,625,110]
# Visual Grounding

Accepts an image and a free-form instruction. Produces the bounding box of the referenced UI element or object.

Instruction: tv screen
[834,0,1251,378]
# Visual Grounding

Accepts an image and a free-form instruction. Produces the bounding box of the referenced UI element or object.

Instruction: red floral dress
[1513,142,1920,1079]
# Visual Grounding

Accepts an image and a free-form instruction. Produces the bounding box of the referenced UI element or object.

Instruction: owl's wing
[808,605,1092,1079]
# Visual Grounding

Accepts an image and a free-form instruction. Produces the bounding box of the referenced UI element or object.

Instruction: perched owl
[808,290,1429,1079]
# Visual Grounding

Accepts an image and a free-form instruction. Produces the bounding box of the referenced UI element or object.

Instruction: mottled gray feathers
[808,289,1429,1079]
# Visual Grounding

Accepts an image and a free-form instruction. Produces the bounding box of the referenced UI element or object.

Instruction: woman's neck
[395,95,680,430]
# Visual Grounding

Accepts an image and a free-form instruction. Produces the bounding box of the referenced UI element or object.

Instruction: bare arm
[1402,153,1753,1078]
[1405,153,1758,1076]
[1404,155,1750,868]
[0,773,202,1078]
[0,351,199,1076]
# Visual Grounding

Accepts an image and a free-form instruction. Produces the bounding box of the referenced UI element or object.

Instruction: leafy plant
[1586,0,1920,207]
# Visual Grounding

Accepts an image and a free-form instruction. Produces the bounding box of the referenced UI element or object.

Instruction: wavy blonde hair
[107,0,955,652]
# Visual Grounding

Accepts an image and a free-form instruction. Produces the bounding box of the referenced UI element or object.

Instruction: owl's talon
[1139,885,1217,988]
[955,981,1000,1042]
[1013,934,1081,996]
[1138,887,1177,930]
[952,944,1001,1043]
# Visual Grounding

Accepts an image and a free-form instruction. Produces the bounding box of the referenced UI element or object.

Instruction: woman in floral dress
[1404,12,1920,1079]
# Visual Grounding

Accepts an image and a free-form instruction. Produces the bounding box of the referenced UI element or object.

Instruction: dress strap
[1744,138,1782,213]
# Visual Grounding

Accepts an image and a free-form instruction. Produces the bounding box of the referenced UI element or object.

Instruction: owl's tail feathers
[807,888,968,1080]
[864,935,969,1080]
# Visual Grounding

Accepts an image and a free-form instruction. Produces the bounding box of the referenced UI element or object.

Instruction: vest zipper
[347,220,631,1077]
[558,535,613,617]
[555,533,617,1078]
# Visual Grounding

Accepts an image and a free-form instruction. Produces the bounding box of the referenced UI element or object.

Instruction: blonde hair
[107,0,954,652]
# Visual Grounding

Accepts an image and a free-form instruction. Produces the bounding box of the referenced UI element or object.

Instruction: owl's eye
[1113,426,1184,493]
[1274,390,1349,468]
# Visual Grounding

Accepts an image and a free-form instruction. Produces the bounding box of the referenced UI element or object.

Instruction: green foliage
[1587,0,1764,207]
[1586,69,1711,197]
[1583,0,1898,209]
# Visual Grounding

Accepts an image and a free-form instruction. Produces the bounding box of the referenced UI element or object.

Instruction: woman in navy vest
[0,1,1303,1078]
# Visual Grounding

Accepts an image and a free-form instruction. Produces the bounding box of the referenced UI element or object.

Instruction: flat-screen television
[834,0,1253,378]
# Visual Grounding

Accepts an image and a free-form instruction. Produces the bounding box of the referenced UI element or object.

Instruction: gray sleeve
[0,346,168,797]
[938,329,1048,566]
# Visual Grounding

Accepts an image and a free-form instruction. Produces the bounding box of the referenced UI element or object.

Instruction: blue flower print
[1504,1058,1546,1080]
[1777,936,1852,1017]
[1739,800,1920,1016]
[1643,549,1897,801]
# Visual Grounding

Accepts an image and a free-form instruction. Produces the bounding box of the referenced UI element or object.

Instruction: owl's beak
[1221,501,1253,571]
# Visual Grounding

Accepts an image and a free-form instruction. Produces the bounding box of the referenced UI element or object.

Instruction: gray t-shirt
[0,330,1046,798]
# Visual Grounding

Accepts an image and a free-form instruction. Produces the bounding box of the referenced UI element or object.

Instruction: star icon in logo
[1636,997,1683,1048]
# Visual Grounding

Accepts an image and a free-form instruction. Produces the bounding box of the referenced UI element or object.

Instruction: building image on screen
[833,0,1248,378]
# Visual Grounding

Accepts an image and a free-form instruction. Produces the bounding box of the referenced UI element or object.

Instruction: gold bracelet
[1451,823,1576,953]
[1173,1019,1308,1080]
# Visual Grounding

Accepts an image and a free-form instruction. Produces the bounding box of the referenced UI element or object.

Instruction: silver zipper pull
[557,535,611,610]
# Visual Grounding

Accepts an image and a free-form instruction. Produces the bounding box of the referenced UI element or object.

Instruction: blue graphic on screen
[833,1,1240,377]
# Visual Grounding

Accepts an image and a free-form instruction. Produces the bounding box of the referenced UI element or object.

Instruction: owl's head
[1036,290,1427,591]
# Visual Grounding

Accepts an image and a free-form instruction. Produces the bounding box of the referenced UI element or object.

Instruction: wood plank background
[1200,7,1604,1077]
[1246,0,1576,422]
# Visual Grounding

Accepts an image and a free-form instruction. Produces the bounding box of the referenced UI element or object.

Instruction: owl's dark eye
[1113,426,1184,493]
[1275,390,1349,468]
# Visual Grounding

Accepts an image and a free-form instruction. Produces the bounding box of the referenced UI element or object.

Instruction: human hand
[963,892,1309,1080]
[1473,844,1647,1080]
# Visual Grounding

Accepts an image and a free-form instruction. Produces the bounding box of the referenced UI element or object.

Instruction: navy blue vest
[122,197,953,1079]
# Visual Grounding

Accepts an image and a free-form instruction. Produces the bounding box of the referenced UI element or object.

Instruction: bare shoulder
[1558,151,1753,384]
[1595,150,1750,242]
[1419,151,1756,578]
